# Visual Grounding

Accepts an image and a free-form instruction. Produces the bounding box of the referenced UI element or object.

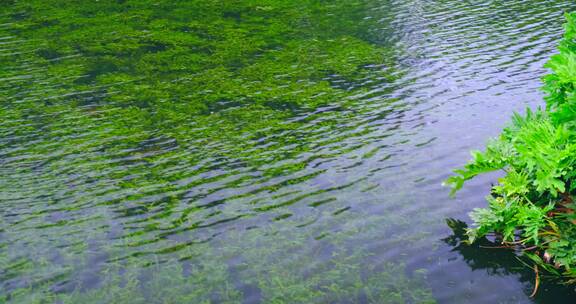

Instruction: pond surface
[2,0,576,303]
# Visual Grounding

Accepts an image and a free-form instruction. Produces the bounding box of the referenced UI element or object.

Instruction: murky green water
[2,0,576,303]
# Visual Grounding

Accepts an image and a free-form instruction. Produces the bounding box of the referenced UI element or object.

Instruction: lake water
[2,0,576,303]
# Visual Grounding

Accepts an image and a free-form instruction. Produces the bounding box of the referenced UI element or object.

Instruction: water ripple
[2,0,576,302]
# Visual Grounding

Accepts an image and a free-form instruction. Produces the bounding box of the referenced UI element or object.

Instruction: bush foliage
[446,12,576,282]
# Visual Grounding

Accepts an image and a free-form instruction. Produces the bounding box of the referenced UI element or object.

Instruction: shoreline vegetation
[446,12,576,287]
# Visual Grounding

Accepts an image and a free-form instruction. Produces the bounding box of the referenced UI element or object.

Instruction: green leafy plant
[446,11,576,283]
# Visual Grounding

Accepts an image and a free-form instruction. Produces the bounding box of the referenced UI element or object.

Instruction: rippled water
[2,0,576,303]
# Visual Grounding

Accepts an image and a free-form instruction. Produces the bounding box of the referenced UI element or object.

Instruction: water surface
[2,0,576,303]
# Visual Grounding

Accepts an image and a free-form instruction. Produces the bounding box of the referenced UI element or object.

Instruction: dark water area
[2,0,576,303]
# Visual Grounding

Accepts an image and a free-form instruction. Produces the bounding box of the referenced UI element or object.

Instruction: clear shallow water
[2,0,576,303]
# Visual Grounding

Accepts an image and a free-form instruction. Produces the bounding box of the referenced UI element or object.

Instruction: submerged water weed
[446,12,576,284]
[0,0,433,302]
[0,0,398,180]
[1,193,436,304]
